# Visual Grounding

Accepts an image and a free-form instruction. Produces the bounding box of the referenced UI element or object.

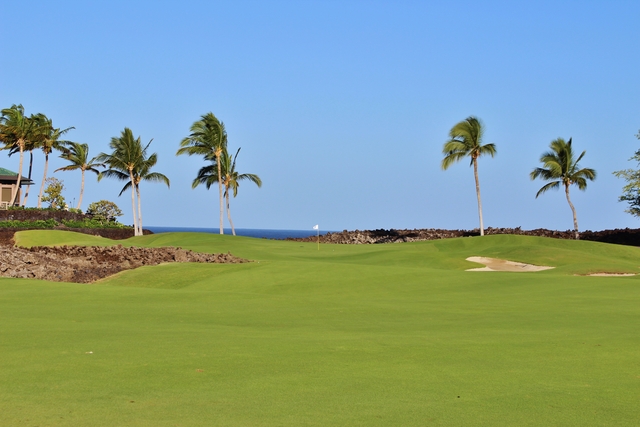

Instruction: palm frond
[478,142,497,157]
[141,172,170,188]
[441,151,468,170]
[535,181,560,198]
[54,164,82,173]
[118,181,132,197]
[442,140,468,155]
[192,163,219,189]
[98,169,129,182]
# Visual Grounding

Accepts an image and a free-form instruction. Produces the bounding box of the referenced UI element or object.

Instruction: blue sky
[2,0,639,231]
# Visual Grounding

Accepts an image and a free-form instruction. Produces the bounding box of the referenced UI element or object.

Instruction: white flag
[313,225,319,230]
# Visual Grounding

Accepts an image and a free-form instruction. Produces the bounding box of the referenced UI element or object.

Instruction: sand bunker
[466,256,554,272]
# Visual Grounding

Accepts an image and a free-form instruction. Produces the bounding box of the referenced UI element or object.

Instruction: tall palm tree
[441,116,497,236]
[121,152,170,236]
[32,114,74,208]
[530,137,596,240]
[55,142,103,210]
[177,113,227,234]
[0,105,39,205]
[224,148,262,235]
[192,148,261,235]
[96,128,169,236]
[96,128,143,234]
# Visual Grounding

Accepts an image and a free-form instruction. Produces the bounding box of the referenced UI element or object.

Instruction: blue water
[146,226,332,240]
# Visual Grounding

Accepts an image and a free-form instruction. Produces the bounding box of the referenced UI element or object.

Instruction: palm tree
[192,148,261,235]
[55,142,103,210]
[530,137,596,240]
[96,128,169,236]
[122,153,170,236]
[177,113,227,234]
[32,114,74,208]
[0,105,39,205]
[7,132,37,207]
[224,148,262,235]
[441,116,497,236]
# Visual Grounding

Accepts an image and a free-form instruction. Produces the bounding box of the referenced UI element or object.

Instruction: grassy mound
[15,229,115,247]
[1,231,639,426]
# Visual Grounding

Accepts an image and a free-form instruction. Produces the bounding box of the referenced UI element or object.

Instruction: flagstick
[317,227,319,250]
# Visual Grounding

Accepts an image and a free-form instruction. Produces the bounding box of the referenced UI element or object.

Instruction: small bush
[86,200,123,224]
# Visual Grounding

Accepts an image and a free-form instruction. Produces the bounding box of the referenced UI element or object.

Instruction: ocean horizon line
[146,226,334,240]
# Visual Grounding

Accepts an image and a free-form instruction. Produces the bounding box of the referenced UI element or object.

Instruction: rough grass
[1,231,639,426]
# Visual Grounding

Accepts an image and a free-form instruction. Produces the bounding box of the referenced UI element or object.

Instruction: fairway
[1,231,640,426]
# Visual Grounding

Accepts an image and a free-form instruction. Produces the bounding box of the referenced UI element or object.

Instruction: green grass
[2,231,640,426]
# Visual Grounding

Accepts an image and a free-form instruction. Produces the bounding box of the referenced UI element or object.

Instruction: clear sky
[2,0,639,232]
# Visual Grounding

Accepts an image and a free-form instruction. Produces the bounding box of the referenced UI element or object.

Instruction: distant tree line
[0,105,263,236]
[5,104,640,240]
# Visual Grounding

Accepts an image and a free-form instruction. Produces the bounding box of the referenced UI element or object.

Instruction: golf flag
[313,225,319,250]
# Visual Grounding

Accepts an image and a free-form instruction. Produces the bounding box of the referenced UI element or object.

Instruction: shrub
[41,178,66,209]
[86,200,123,223]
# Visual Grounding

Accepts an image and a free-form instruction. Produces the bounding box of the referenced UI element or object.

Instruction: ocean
[145,227,332,240]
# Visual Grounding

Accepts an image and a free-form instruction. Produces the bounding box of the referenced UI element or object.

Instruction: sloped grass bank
[1,231,639,426]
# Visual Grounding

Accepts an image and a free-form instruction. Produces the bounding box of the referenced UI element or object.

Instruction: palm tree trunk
[10,141,25,206]
[565,183,579,240]
[22,150,34,207]
[226,190,235,236]
[217,153,224,235]
[128,171,139,236]
[37,153,49,208]
[473,157,485,236]
[78,169,85,210]
[136,185,143,236]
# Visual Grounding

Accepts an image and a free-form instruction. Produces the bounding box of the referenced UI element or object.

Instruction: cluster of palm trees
[97,114,262,237]
[1,106,262,237]
[177,112,262,236]
[442,116,596,239]
[95,128,169,236]
[0,105,107,211]
[0,104,75,207]
[55,142,103,209]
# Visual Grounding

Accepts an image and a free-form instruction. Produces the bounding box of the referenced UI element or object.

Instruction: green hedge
[0,219,129,229]
[61,219,128,229]
[0,219,59,229]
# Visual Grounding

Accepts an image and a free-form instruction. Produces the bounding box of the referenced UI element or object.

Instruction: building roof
[0,167,35,185]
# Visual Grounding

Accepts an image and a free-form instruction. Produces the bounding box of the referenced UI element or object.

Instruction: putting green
[1,231,639,426]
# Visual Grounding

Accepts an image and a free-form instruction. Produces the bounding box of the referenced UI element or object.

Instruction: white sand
[466,256,554,272]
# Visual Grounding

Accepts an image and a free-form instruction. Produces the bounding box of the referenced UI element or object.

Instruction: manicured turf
[2,231,639,426]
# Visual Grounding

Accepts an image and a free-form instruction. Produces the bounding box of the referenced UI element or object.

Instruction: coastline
[145,226,333,240]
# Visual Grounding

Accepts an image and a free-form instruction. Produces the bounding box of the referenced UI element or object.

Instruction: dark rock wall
[0,209,87,222]
[287,227,640,247]
[0,209,147,240]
